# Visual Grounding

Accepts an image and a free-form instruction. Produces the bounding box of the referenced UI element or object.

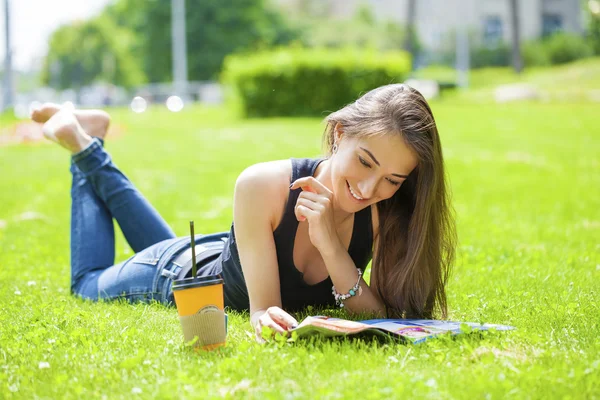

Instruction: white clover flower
[131,387,142,394]
[38,362,50,369]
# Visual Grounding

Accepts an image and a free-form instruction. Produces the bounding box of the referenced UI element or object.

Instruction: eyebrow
[359,147,410,178]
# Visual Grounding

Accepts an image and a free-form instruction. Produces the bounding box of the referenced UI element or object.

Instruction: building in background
[275,0,584,51]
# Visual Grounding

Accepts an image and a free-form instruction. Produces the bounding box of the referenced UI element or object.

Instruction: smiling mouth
[346,181,366,201]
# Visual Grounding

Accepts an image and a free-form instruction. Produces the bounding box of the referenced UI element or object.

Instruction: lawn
[414,57,600,103]
[0,100,598,399]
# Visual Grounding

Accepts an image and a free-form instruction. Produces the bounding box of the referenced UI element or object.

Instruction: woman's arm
[233,162,298,340]
[320,242,386,317]
[325,207,385,316]
[290,176,386,317]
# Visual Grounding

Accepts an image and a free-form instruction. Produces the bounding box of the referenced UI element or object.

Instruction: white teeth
[347,182,363,200]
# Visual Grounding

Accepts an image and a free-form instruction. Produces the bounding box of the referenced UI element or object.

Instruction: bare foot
[41,109,94,154]
[31,103,111,141]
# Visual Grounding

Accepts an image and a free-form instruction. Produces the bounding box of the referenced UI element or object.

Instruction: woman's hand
[250,307,299,343]
[290,177,342,255]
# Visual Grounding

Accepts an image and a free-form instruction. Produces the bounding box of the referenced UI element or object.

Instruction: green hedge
[543,33,593,65]
[220,47,411,117]
[470,43,512,68]
[523,33,593,67]
[467,33,592,69]
[522,40,551,67]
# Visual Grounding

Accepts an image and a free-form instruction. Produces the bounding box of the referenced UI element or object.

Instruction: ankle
[70,136,94,154]
[70,136,95,155]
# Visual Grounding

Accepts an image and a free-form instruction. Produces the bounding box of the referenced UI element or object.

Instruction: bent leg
[70,162,116,290]
[73,237,183,304]
[73,238,183,304]
[71,138,176,252]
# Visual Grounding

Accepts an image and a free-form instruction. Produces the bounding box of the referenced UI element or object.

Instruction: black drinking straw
[189,221,197,279]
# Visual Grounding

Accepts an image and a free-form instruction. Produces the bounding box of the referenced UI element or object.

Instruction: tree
[509,0,523,73]
[284,3,408,52]
[588,0,600,55]
[41,16,145,89]
[104,0,300,83]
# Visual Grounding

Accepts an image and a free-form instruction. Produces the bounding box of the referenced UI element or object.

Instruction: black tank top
[209,158,374,312]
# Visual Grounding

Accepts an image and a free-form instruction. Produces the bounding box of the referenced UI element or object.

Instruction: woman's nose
[357,178,378,199]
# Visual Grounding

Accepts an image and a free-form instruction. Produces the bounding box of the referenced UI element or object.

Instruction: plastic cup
[172,275,226,351]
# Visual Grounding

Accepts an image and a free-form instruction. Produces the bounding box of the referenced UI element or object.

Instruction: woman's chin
[337,195,367,214]
[339,182,371,212]
[332,193,353,215]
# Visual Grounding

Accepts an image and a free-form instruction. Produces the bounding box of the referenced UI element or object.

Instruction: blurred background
[0,0,599,120]
[2,5,599,397]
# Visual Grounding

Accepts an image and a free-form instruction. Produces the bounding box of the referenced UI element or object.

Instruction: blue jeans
[69,138,226,305]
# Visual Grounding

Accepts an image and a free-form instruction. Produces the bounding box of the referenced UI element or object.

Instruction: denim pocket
[111,251,163,302]
[130,245,164,266]
[131,255,160,266]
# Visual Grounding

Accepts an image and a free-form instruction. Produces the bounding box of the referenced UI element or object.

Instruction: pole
[171,0,188,97]
[404,0,417,70]
[509,0,523,73]
[2,0,14,111]
[456,25,470,88]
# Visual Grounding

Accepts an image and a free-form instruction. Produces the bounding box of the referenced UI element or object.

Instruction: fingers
[294,204,318,222]
[258,313,287,334]
[296,196,326,211]
[294,189,331,222]
[252,307,298,342]
[298,190,329,203]
[267,306,299,329]
[290,176,331,196]
[254,318,285,343]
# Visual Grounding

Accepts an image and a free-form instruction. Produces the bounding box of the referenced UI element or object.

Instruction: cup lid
[172,274,224,291]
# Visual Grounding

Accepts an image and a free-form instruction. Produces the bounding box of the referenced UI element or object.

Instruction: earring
[332,143,338,153]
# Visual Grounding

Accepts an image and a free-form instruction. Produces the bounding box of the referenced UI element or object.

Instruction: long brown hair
[322,83,456,319]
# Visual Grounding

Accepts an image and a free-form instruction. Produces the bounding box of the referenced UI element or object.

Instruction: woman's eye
[358,156,371,168]
[359,156,399,185]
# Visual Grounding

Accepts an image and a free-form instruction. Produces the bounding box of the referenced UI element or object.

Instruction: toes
[31,104,111,140]
[31,102,62,123]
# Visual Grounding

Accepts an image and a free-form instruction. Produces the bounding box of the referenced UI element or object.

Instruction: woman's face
[331,129,418,213]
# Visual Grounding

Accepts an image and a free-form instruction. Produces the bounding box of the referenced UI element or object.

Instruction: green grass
[0,109,20,128]
[0,100,599,399]
[413,57,600,102]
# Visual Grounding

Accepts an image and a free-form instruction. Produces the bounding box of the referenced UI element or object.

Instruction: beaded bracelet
[332,268,363,308]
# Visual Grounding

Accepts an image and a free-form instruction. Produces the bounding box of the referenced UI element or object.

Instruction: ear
[334,122,344,142]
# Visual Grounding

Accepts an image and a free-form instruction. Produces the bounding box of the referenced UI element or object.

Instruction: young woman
[32,84,456,342]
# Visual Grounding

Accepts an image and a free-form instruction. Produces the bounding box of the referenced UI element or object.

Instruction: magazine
[290,316,515,344]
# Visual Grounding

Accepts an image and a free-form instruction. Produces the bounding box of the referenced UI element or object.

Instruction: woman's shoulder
[235,159,292,187]
[235,159,293,230]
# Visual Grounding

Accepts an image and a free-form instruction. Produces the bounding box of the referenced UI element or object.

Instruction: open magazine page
[292,316,377,338]
[291,316,515,344]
